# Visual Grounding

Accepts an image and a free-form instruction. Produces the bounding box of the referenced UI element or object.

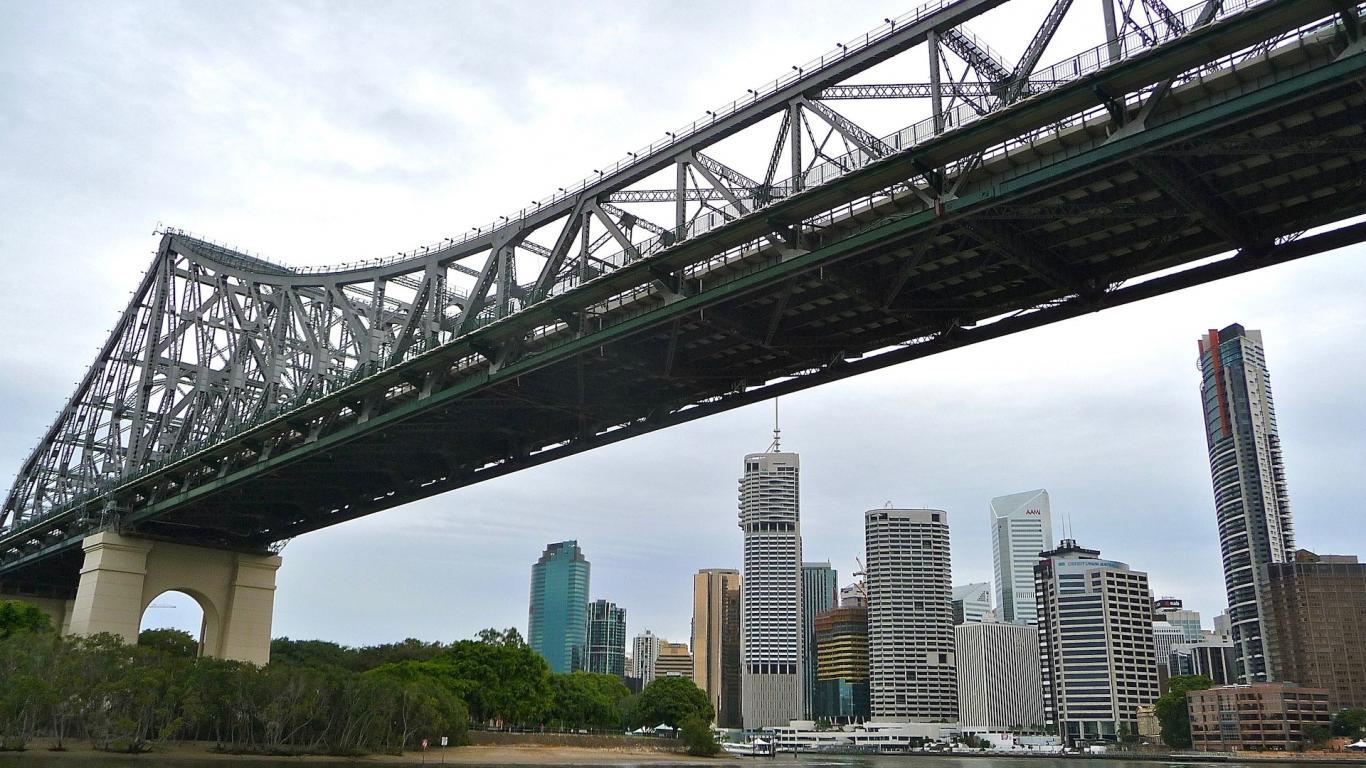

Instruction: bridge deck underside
[128,59,1366,551]
[4,15,1365,594]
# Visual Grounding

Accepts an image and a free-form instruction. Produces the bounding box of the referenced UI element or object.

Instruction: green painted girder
[1,0,1361,574]
[118,46,1366,537]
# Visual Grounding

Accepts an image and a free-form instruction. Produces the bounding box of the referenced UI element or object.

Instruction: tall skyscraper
[692,568,742,728]
[738,448,803,727]
[952,582,993,625]
[528,540,590,673]
[632,630,660,683]
[865,507,956,721]
[990,489,1052,625]
[1197,324,1293,683]
[813,605,870,722]
[1035,540,1159,744]
[801,562,838,717]
[955,620,1045,731]
[586,599,627,676]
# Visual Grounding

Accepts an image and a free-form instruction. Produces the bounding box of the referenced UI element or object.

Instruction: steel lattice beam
[2,0,1358,557]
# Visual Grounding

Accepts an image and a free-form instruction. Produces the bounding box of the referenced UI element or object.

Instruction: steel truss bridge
[3,0,1364,594]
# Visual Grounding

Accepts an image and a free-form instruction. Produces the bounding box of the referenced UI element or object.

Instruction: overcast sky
[2,0,1363,649]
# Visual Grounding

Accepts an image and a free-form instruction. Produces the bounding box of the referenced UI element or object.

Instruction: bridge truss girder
[3,0,1363,590]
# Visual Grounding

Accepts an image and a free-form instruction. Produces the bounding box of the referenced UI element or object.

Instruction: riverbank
[0,739,727,765]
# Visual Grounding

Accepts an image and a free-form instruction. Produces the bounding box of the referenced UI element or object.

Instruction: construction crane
[850,557,869,604]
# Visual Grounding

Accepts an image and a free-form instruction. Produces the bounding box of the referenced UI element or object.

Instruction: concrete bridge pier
[61,531,281,665]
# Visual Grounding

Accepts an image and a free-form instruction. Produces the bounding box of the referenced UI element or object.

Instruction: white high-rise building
[738,450,803,728]
[865,507,956,721]
[1035,540,1159,744]
[839,584,865,608]
[1212,610,1232,641]
[1153,620,1188,686]
[955,620,1045,731]
[990,489,1052,625]
[632,630,660,683]
[952,582,993,624]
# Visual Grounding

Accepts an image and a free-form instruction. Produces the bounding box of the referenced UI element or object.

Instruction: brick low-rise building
[1188,683,1331,752]
[1262,550,1366,709]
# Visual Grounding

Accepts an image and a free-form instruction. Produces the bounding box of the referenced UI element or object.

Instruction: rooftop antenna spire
[768,398,782,452]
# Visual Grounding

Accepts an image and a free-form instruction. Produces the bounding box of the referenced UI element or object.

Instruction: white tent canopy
[1346,740,1366,750]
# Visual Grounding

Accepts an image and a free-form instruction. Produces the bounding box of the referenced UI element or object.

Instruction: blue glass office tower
[529,540,591,673]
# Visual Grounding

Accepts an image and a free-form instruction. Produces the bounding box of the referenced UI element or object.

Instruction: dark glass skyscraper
[801,562,837,717]
[587,599,626,676]
[1197,324,1293,683]
[528,540,590,673]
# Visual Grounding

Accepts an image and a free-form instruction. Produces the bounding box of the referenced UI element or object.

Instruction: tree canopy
[628,676,713,730]
[548,673,631,729]
[1155,674,1213,748]
[270,637,360,670]
[681,715,719,756]
[1334,708,1366,738]
[0,619,644,753]
[0,600,51,639]
[139,628,198,658]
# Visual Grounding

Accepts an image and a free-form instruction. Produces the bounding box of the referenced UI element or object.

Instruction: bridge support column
[66,531,281,665]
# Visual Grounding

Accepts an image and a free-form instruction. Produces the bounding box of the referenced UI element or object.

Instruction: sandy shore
[1,740,730,765]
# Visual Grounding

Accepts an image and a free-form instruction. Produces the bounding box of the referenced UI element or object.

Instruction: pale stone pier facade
[3,531,281,665]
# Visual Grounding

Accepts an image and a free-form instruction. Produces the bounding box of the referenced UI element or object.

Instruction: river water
[0,753,1340,768]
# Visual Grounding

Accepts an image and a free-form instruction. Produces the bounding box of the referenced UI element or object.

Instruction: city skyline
[3,0,1365,650]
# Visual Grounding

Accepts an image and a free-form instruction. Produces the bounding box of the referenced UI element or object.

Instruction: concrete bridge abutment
[61,531,281,665]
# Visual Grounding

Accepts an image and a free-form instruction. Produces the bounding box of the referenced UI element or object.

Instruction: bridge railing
[1,0,1321,538]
